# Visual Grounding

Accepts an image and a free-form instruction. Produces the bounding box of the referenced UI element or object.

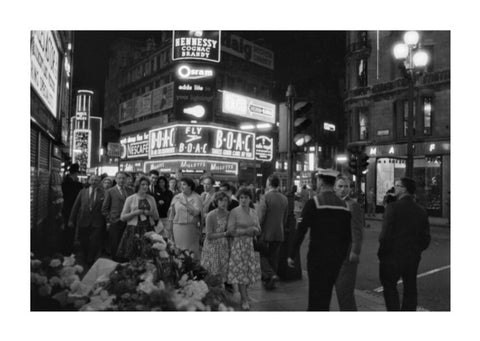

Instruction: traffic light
[293,101,312,148]
[348,153,358,175]
[359,151,369,172]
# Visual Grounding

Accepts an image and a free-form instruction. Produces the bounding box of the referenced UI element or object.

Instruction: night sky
[72,31,346,116]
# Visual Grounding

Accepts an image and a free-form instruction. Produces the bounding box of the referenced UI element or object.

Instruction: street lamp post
[286,84,296,192]
[393,31,429,178]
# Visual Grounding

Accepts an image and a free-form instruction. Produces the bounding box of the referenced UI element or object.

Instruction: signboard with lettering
[175,64,215,121]
[148,124,255,160]
[120,131,150,159]
[222,90,276,124]
[172,31,221,63]
[107,143,122,158]
[144,159,238,175]
[30,31,60,117]
[152,82,174,113]
[323,122,336,132]
[72,129,91,173]
[119,98,135,123]
[222,34,274,70]
[120,161,144,173]
[255,136,273,162]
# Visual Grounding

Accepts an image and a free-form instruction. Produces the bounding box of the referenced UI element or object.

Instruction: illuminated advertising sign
[30,31,59,117]
[172,31,221,63]
[72,129,91,173]
[222,34,274,70]
[120,131,150,159]
[175,64,215,121]
[120,161,144,173]
[177,64,215,80]
[148,124,255,160]
[144,159,238,175]
[107,143,122,158]
[222,90,276,124]
[119,98,135,123]
[255,136,273,162]
[323,122,336,132]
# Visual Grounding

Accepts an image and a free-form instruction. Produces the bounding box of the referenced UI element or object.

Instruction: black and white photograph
[3,0,479,340]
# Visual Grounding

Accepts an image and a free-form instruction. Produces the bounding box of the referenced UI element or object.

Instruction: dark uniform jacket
[148,185,173,219]
[291,190,352,263]
[378,194,430,260]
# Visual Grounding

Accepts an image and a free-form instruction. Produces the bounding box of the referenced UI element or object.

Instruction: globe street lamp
[393,31,429,178]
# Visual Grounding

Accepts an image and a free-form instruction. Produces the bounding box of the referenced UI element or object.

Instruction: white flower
[178,274,189,287]
[152,242,166,251]
[69,280,91,297]
[49,276,62,287]
[73,265,84,274]
[159,251,169,259]
[62,255,76,267]
[62,274,80,287]
[60,266,76,278]
[150,233,166,243]
[31,259,41,268]
[137,279,158,295]
[49,259,62,268]
[32,273,48,285]
[182,280,209,301]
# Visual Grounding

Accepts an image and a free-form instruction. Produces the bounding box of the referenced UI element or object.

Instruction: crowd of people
[60,163,431,311]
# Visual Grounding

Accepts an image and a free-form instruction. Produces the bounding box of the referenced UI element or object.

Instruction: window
[358,108,369,141]
[423,97,433,135]
[357,58,368,87]
[402,100,416,137]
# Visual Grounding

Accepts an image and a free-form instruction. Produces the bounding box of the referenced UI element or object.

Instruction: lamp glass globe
[413,50,429,68]
[393,43,408,59]
[404,31,420,46]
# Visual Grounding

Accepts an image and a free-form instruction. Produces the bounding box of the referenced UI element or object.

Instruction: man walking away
[257,174,288,290]
[378,177,431,311]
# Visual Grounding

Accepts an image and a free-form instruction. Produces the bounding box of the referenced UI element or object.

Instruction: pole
[406,75,414,178]
[286,85,295,193]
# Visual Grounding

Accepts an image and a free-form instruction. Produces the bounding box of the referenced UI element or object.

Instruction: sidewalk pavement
[247,273,387,311]
[246,274,429,311]
[365,213,450,228]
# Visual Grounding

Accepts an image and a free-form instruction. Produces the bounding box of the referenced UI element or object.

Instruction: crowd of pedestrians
[60,163,431,311]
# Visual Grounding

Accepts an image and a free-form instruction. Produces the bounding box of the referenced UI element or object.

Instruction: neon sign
[148,124,255,160]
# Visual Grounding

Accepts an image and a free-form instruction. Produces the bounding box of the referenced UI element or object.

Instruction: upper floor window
[423,96,433,135]
[357,58,368,87]
[402,100,416,137]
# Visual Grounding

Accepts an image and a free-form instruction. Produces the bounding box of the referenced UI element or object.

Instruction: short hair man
[378,177,431,311]
[257,174,288,290]
[333,175,364,311]
[288,169,352,311]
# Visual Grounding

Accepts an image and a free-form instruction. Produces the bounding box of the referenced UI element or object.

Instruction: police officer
[287,169,352,311]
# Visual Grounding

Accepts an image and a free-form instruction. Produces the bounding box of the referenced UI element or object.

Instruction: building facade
[30,31,74,251]
[103,31,276,186]
[345,31,450,217]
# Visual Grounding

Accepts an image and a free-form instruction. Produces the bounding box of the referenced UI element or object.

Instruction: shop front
[365,141,450,217]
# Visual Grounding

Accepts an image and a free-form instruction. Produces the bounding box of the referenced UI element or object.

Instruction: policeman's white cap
[317,168,339,178]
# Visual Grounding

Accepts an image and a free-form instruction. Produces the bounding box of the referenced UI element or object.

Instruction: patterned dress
[200,209,230,281]
[227,206,261,285]
[116,199,154,261]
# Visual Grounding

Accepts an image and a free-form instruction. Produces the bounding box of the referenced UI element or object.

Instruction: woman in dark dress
[157,176,174,238]
[117,176,159,261]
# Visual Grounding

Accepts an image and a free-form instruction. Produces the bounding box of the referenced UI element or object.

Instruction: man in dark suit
[257,174,288,290]
[68,175,105,265]
[288,169,352,311]
[378,177,431,311]
[61,163,84,254]
[148,170,161,216]
[102,171,134,261]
